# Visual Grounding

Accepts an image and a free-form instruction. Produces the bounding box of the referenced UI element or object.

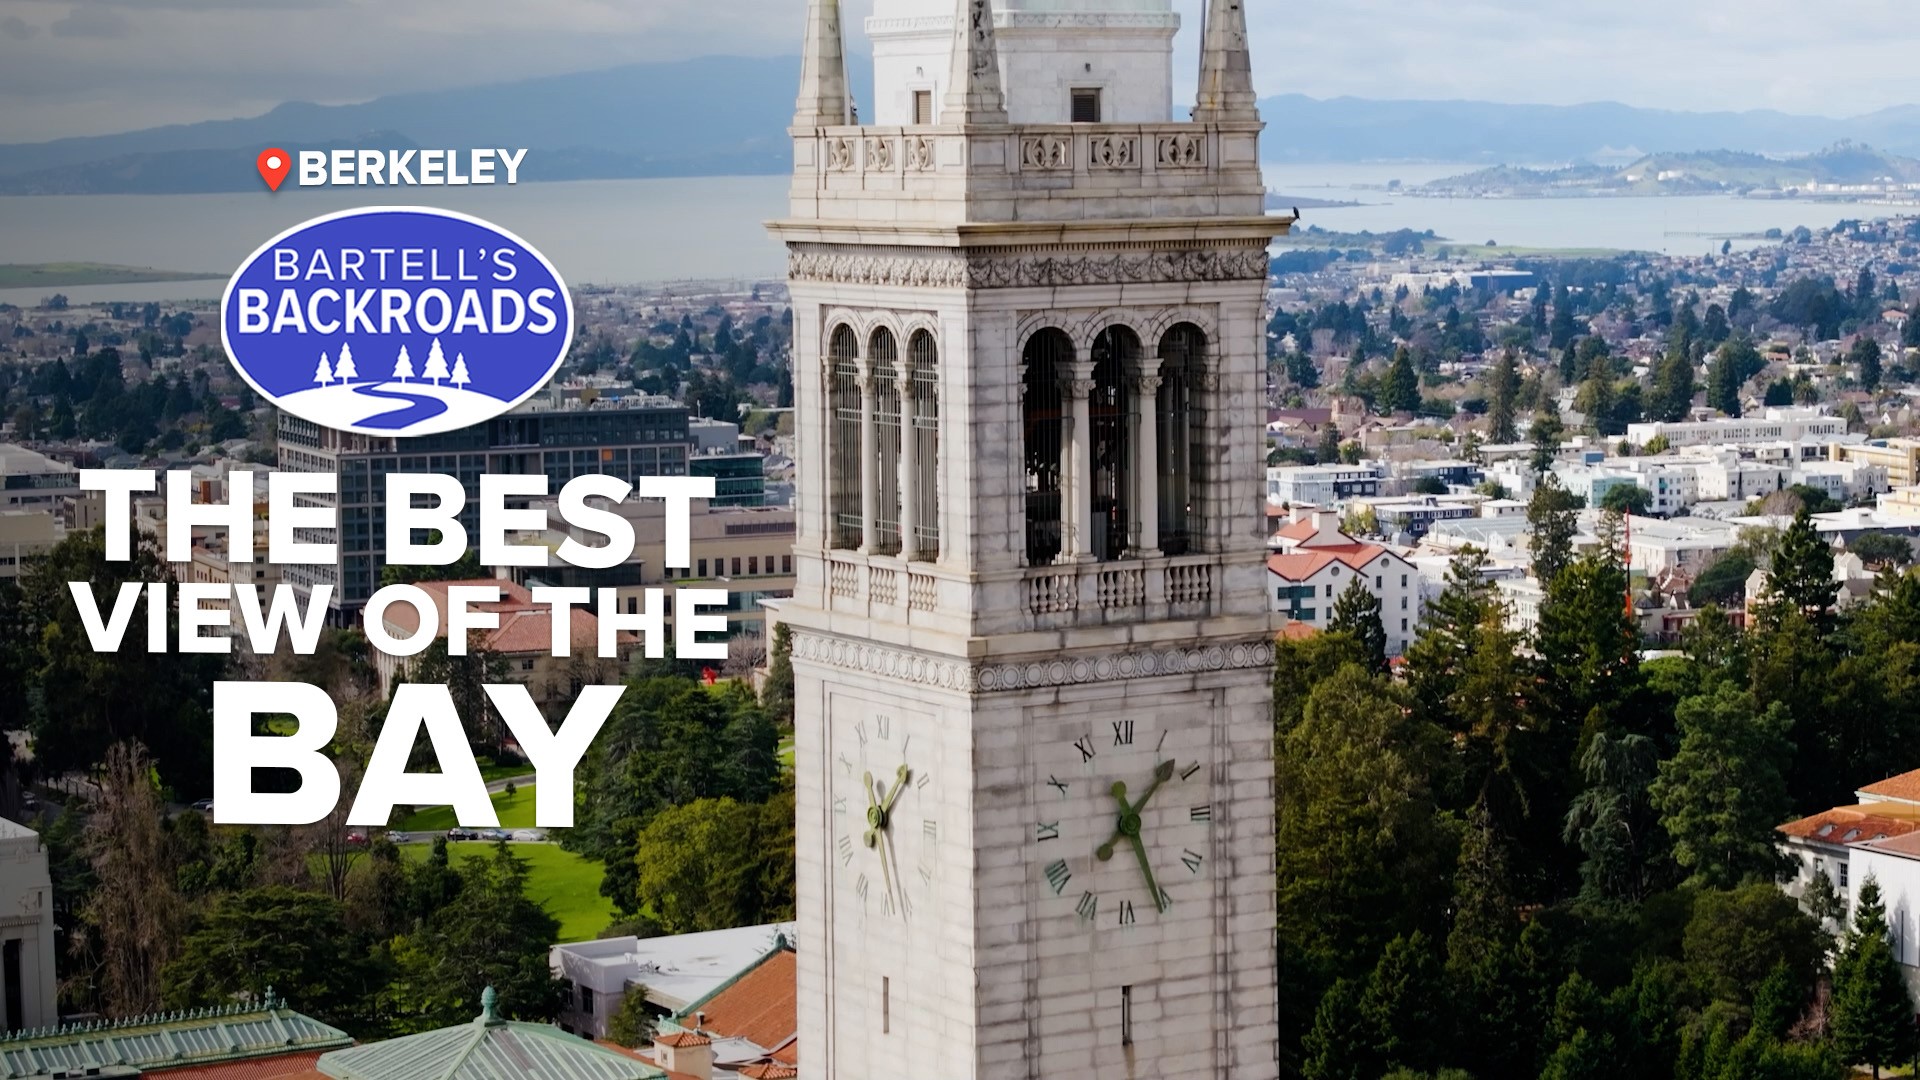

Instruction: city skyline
[2,0,1920,142]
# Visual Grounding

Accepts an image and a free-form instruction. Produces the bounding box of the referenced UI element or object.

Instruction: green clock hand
[1095,760,1176,862]
[1127,830,1168,913]
[880,763,909,816]
[862,770,881,849]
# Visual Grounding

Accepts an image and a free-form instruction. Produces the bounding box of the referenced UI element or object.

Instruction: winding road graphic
[352,383,449,430]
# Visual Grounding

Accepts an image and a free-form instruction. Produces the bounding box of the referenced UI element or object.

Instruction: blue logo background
[221,207,573,437]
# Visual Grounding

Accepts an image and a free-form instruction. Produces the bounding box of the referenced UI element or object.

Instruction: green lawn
[398,786,538,832]
[400,841,612,943]
[778,734,795,772]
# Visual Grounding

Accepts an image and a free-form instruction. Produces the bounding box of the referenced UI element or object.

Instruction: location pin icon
[256,148,291,192]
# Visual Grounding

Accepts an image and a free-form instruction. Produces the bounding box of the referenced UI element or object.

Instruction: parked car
[510,829,544,843]
[346,831,367,845]
[191,799,214,812]
[389,831,412,844]
[447,827,478,841]
[481,829,510,842]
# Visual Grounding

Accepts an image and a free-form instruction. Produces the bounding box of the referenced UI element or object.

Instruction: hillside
[2,57,1920,193]
[1420,144,1920,197]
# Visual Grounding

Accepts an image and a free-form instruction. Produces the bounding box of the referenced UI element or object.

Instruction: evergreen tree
[1706,342,1743,416]
[313,352,333,385]
[1530,401,1565,473]
[335,342,358,382]
[1315,424,1342,465]
[450,353,471,389]
[1651,344,1696,423]
[1832,877,1919,1076]
[1359,932,1446,1074]
[1649,685,1793,889]
[1528,474,1582,589]
[1301,978,1376,1080]
[1851,336,1884,391]
[1328,575,1388,673]
[1487,347,1521,443]
[1383,346,1421,414]
[1904,308,1920,350]
[1763,506,1838,627]
[392,344,415,381]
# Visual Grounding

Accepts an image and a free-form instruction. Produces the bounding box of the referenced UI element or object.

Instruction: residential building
[1267,512,1421,654]
[1832,438,1920,489]
[1622,516,1740,578]
[0,510,57,586]
[0,818,56,1034]
[1357,494,1480,540]
[277,393,692,618]
[1780,769,1920,987]
[630,938,798,1077]
[1265,463,1384,507]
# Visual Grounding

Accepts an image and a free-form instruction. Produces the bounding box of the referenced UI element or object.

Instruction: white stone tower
[769,0,1287,1076]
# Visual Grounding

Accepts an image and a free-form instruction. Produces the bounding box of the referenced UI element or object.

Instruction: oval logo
[220,206,573,437]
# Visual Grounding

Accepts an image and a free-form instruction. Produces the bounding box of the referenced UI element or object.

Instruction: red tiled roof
[655,1032,712,1048]
[1861,831,1920,859]
[739,1064,800,1079]
[1776,807,1919,846]
[1274,518,1322,542]
[1277,621,1319,641]
[1859,769,1920,804]
[373,577,636,655]
[596,1042,694,1080]
[685,949,796,1057]
[1267,545,1388,582]
[151,1052,329,1079]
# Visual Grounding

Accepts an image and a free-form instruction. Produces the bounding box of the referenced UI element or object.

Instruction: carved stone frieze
[789,629,1274,692]
[788,248,1269,290]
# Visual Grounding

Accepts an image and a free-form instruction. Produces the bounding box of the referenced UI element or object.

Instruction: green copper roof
[0,998,352,1080]
[318,990,663,1080]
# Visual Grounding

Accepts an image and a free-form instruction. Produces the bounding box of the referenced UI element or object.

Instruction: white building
[1267,513,1420,654]
[1791,460,1888,504]
[0,445,79,511]
[550,923,795,1040]
[775,1,1280,1076]
[0,817,58,1034]
[1780,770,1920,993]
[1265,463,1384,507]
[1694,459,1791,502]
[1623,516,1741,578]
[1627,407,1846,449]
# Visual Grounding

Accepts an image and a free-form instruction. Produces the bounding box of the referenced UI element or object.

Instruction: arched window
[1023,329,1071,566]
[1157,324,1206,555]
[828,324,861,549]
[1090,326,1139,562]
[907,329,940,560]
[869,328,903,557]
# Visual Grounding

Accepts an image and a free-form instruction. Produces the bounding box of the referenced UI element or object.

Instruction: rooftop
[0,998,351,1080]
[551,924,796,1012]
[317,989,661,1080]
[1860,768,1920,806]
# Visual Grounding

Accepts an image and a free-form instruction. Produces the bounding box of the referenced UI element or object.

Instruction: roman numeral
[856,873,870,901]
[1037,822,1060,842]
[1076,891,1099,921]
[919,864,934,886]
[838,835,854,865]
[1156,730,1168,752]
[923,819,938,841]
[1181,762,1201,781]
[877,714,890,740]
[832,796,847,817]
[1112,720,1134,746]
[1118,899,1136,926]
[901,733,911,755]
[1182,849,1203,874]
[1048,775,1069,798]
[855,721,867,746]
[917,770,931,790]
[1074,735,1096,762]
[1155,887,1171,913]
[838,753,853,775]
[1044,859,1072,895]
[1191,805,1212,823]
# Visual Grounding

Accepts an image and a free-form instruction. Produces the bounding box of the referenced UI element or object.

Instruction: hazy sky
[1,0,1917,143]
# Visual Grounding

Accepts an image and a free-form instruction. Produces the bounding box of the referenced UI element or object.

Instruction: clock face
[831,701,936,922]
[1032,714,1213,930]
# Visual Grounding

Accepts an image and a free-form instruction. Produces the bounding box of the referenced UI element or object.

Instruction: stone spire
[941,0,1007,124]
[793,0,852,128]
[1192,0,1258,122]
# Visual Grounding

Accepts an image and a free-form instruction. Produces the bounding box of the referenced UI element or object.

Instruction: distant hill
[1420,143,1920,196]
[2,57,1918,193]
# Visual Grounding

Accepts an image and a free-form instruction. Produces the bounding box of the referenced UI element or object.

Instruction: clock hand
[1094,761,1176,861]
[862,770,882,849]
[1127,829,1169,913]
[880,763,909,816]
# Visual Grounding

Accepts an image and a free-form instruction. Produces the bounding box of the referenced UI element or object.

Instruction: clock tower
[769,0,1285,1077]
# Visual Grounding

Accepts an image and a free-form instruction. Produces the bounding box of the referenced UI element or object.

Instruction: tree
[605,985,657,1048]
[1849,531,1913,568]
[1599,484,1652,516]
[1531,402,1565,473]
[392,344,415,381]
[1831,877,1920,1076]
[1328,575,1388,673]
[1650,685,1793,889]
[1706,341,1753,416]
[1851,336,1884,392]
[1315,423,1342,465]
[1683,884,1826,1011]
[314,352,334,385]
[1487,348,1521,443]
[1651,346,1696,423]
[335,342,358,382]
[1359,932,1446,1074]
[1564,729,1663,905]
[384,842,564,1032]
[1761,506,1838,626]
[1301,978,1375,1080]
[422,337,451,384]
[762,622,795,726]
[1528,474,1583,589]
[83,742,188,1017]
[631,797,792,934]
[1690,551,1756,608]
[161,886,373,1030]
[450,353,471,389]
[1382,346,1420,414]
